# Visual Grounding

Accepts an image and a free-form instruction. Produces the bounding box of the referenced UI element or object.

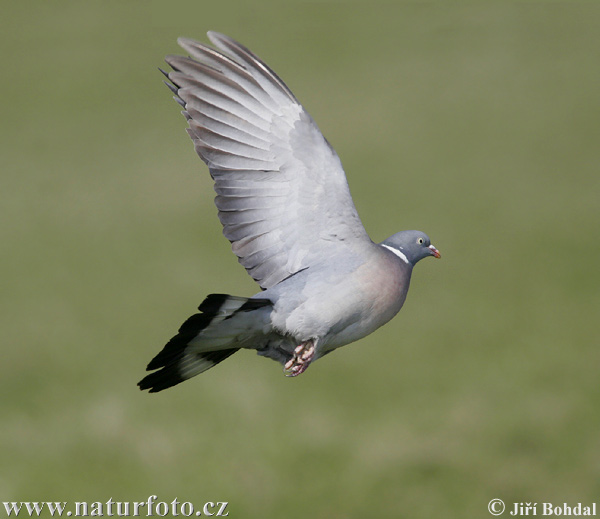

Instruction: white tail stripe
[381,244,409,264]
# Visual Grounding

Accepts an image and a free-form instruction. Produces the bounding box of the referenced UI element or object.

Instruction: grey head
[381,230,441,267]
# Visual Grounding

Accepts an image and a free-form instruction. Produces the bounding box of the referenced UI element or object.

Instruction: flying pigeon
[138,32,440,392]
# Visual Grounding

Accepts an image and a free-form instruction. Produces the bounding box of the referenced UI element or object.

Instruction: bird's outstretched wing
[165,32,370,289]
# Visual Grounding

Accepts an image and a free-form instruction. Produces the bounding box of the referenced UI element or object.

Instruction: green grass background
[2,2,599,518]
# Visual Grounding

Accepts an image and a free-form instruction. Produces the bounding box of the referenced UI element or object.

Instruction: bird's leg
[284,338,317,377]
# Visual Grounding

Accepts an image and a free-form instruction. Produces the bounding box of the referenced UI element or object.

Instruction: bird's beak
[429,244,441,259]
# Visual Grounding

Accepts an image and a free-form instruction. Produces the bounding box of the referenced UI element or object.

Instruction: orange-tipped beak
[429,244,441,259]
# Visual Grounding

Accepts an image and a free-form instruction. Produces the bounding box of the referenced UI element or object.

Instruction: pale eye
[417,237,424,244]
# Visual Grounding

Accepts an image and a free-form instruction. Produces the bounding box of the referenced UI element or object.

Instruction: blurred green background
[2,1,599,518]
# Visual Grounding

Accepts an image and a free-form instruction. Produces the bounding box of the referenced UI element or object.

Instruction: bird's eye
[417,237,424,244]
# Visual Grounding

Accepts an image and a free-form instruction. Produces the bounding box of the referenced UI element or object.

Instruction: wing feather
[188,113,272,149]
[215,195,285,212]
[178,38,283,114]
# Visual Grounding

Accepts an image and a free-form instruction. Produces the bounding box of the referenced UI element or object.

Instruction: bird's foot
[284,339,316,377]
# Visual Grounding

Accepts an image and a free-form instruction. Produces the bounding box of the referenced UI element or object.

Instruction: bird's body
[138,32,440,392]
[270,246,409,348]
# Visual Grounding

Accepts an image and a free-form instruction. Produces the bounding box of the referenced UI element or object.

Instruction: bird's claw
[284,340,316,377]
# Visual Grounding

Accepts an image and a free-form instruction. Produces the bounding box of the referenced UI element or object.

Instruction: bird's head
[381,230,441,266]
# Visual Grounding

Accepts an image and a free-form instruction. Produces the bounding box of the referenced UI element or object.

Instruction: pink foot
[284,339,316,377]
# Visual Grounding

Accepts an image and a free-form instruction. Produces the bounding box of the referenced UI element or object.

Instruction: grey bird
[138,32,440,393]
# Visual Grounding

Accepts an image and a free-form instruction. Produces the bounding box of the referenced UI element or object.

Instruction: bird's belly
[323,265,409,349]
[273,252,410,353]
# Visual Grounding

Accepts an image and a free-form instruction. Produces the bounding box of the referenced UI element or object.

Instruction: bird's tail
[138,294,272,393]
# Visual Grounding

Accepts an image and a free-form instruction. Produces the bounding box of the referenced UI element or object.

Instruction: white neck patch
[381,244,409,264]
